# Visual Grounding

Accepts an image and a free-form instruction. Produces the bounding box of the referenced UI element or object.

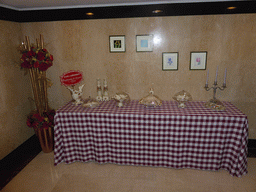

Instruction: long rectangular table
[54,100,248,177]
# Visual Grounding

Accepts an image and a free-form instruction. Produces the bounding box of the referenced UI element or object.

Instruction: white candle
[206,69,209,86]
[215,66,218,83]
[224,68,227,85]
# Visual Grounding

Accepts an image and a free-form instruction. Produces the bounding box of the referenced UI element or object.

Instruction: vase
[29,68,49,115]
[20,35,55,153]
[35,127,54,153]
[29,68,53,153]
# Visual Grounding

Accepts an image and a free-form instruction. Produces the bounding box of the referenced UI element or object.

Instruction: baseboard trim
[248,139,256,158]
[248,139,256,148]
[0,134,42,190]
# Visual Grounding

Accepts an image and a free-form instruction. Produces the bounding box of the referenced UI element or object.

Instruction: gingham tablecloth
[54,100,248,177]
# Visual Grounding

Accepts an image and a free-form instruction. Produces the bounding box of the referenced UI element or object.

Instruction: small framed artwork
[162,52,179,71]
[136,35,153,52]
[190,51,207,70]
[109,35,125,53]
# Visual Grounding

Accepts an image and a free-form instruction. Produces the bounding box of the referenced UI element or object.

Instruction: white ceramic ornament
[67,84,84,106]
[112,92,130,107]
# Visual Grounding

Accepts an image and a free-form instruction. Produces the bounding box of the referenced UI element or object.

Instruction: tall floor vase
[35,127,54,153]
[28,69,54,153]
[20,35,54,153]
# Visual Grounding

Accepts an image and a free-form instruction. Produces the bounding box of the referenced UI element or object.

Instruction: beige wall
[1,13,256,159]
[0,20,34,159]
[20,14,256,139]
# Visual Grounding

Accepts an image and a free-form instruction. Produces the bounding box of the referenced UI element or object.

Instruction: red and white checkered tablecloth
[54,100,248,177]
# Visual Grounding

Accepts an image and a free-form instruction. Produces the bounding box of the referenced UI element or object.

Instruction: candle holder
[204,82,226,111]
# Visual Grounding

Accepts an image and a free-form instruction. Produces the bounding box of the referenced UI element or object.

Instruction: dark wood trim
[248,139,256,148]
[0,7,19,22]
[0,134,42,190]
[248,139,256,158]
[1,1,256,23]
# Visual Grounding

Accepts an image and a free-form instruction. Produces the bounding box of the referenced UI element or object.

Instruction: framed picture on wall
[162,52,179,71]
[136,35,153,52]
[190,51,207,70]
[109,35,125,52]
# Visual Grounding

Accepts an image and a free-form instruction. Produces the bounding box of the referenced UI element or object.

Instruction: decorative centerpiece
[96,78,103,101]
[102,79,109,101]
[139,88,162,107]
[173,90,192,108]
[18,35,54,153]
[204,67,227,111]
[60,70,84,105]
[204,99,225,111]
[112,92,130,107]
[67,84,85,106]
[83,96,100,108]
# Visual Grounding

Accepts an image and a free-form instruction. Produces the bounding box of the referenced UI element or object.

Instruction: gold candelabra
[204,67,227,110]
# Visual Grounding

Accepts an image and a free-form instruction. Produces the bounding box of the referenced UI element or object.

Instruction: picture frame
[136,35,153,52]
[162,52,179,71]
[109,35,125,53]
[190,51,207,70]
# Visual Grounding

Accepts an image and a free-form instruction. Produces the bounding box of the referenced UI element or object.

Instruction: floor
[2,152,256,192]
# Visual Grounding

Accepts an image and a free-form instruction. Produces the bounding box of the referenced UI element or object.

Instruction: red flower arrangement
[26,110,55,130]
[20,47,53,71]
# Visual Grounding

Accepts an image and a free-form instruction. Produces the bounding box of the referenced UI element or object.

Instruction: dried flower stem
[22,35,50,116]
[40,34,44,49]
[28,68,49,116]
[25,36,31,51]
[43,71,49,111]
[29,68,40,114]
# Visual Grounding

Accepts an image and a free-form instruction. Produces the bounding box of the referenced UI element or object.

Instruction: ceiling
[1,0,255,22]
[0,0,242,10]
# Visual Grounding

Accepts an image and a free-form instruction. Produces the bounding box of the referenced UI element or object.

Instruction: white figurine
[96,79,102,101]
[103,79,109,101]
[67,84,84,106]
[112,92,129,107]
